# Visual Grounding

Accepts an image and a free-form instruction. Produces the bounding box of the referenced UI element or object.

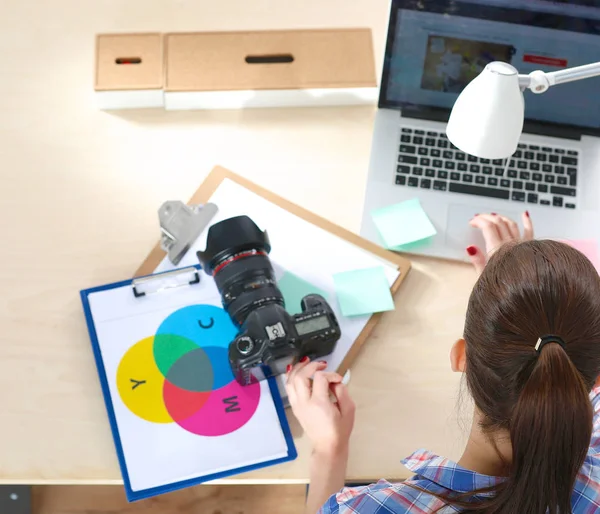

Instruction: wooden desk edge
[0,476,409,486]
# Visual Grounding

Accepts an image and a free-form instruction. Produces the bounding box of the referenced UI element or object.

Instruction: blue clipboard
[80,265,297,502]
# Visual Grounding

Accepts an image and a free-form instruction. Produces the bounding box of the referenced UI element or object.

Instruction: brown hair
[458,240,600,513]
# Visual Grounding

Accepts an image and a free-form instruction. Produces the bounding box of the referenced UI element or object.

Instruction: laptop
[360,0,600,260]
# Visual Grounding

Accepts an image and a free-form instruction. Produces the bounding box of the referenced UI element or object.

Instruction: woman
[286,212,600,514]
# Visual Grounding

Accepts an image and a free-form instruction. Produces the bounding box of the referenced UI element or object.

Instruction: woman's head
[455,240,600,514]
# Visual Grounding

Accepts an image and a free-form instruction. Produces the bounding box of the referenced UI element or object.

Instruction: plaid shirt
[318,386,600,513]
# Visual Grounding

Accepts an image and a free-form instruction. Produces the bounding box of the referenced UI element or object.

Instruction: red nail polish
[491,212,497,216]
[525,210,530,218]
[300,356,309,363]
[286,364,292,373]
[474,213,479,216]
[319,360,327,364]
[466,246,477,256]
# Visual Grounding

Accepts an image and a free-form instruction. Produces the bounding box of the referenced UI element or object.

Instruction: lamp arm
[517,61,600,94]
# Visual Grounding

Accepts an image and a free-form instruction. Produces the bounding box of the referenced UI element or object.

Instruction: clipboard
[80,265,297,501]
[136,166,411,375]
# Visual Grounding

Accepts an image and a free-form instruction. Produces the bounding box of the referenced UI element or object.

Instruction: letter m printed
[223,396,241,413]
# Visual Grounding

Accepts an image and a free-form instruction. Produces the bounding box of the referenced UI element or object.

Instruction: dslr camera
[197,215,341,386]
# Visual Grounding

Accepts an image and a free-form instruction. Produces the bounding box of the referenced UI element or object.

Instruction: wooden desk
[0,0,476,485]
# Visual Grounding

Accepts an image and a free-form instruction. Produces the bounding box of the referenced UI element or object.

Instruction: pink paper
[562,239,600,271]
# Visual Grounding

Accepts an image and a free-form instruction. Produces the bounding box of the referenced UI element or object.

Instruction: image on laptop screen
[420,36,516,93]
[380,0,600,133]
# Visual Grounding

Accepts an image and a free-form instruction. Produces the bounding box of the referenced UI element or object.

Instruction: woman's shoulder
[319,477,458,514]
[319,450,498,513]
[575,453,600,511]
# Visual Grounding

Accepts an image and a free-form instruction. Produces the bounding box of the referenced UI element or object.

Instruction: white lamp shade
[446,62,525,160]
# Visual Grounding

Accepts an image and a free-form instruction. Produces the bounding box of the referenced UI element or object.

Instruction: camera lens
[197,216,284,326]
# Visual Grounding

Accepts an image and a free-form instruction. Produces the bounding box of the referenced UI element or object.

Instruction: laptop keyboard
[395,127,579,209]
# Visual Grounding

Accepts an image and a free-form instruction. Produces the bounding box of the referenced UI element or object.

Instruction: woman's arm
[305,448,349,514]
[285,360,356,514]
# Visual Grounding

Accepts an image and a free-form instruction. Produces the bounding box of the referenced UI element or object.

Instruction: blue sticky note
[278,271,329,315]
[332,267,395,317]
[371,198,437,249]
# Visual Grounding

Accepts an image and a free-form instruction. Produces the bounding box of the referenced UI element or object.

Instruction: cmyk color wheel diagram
[116,305,261,437]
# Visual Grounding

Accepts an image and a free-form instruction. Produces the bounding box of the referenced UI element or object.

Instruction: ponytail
[487,342,592,514]
[450,240,600,514]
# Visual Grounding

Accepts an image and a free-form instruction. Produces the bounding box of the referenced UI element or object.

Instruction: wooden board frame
[135,166,411,375]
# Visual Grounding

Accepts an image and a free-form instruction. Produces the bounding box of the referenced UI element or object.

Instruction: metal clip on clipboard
[132,267,201,298]
[158,201,218,265]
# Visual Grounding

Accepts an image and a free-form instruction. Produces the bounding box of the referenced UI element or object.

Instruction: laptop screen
[380,0,600,134]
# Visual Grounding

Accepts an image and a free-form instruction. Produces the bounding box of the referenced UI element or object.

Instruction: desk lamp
[446,61,600,159]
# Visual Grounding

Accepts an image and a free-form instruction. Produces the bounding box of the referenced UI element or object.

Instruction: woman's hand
[286,359,355,458]
[288,360,355,514]
[467,211,535,274]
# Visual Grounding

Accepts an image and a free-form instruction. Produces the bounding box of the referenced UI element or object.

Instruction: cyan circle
[156,305,238,351]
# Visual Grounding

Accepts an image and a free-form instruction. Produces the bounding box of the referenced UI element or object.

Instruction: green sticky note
[333,266,395,317]
[279,271,329,315]
[371,198,437,249]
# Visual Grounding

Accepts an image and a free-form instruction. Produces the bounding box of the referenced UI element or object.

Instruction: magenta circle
[175,378,261,436]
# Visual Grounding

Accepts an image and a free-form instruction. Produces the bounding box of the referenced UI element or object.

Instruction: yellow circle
[116,336,173,423]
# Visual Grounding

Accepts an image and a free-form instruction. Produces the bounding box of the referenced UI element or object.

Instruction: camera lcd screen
[295,316,330,336]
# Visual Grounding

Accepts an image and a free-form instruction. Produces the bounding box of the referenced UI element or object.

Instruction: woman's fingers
[469,216,503,251]
[288,360,327,401]
[331,383,355,418]
[478,214,512,241]
[472,212,532,246]
[500,215,520,240]
[286,357,313,385]
[522,211,534,240]
[468,211,534,274]
[311,371,344,400]
[285,377,298,407]
[466,245,487,275]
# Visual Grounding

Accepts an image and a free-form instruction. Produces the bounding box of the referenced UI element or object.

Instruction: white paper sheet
[88,281,289,493]
[155,178,401,372]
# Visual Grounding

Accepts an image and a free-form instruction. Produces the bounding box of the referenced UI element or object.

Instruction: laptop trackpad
[445,204,523,252]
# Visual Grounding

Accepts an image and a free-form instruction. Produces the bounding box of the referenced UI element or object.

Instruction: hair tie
[535,334,567,353]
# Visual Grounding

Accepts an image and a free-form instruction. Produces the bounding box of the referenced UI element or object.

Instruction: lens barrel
[197,216,283,326]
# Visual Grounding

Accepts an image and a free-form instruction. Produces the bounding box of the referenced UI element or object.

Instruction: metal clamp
[159,201,218,265]
[132,267,201,298]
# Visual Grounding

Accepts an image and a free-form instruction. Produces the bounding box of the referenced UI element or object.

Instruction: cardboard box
[95,33,164,109]
[163,29,378,110]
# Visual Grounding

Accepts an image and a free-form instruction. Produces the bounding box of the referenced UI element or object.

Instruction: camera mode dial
[236,336,254,355]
